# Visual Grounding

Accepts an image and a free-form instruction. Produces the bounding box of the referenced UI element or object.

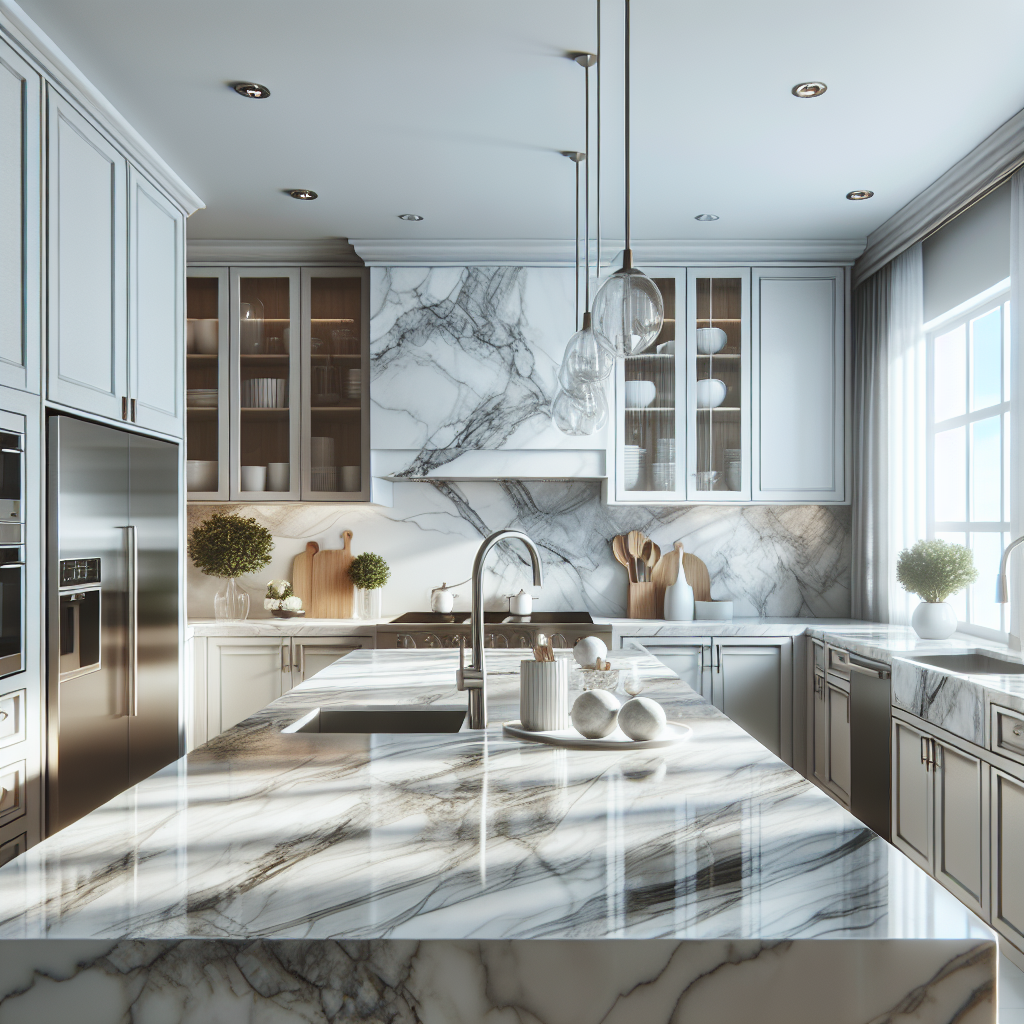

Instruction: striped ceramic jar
[520,658,569,731]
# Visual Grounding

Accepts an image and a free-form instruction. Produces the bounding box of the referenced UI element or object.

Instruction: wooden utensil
[311,530,355,618]
[682,550,712,602]
[612,535,634,582]
[651,540,682,618]
[291,541,319,612]
[627,530,646,582]
[642,539,660,578]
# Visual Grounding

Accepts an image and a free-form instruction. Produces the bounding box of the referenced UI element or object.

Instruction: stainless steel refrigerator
[47,415,181,833]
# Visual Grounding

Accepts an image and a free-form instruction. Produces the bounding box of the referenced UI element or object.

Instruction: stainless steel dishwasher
[830,647,892,840]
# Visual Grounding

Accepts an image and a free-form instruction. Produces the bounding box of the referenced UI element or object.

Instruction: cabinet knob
[1013,725,1022,737]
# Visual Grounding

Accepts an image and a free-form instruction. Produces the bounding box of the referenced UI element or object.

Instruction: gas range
[376,611,610,650]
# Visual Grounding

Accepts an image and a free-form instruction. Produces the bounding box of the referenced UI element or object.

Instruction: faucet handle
[456,633,482,690]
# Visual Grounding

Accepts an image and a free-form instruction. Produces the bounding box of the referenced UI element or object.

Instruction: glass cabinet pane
[623,278,677,492]
[304,271,363,497]
[694,275,743,495]
[238,276,292,494]
[185,274,224,495]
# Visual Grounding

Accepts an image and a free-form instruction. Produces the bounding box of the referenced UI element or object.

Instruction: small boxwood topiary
[348,552,390,591]
[188,512,273,579]
[896,539,978,604]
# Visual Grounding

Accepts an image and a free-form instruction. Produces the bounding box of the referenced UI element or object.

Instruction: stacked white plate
[311,436,337,491]
[623,445,645,490]
[655,438,675,463]
[241,378,287,408]
[345,368,361,400]
[651,463,675,490]
[186,389,218,408]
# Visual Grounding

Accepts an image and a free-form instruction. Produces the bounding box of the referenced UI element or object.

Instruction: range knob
[422,633,442,648]
[550,633,567,648]
[397,633,416,649]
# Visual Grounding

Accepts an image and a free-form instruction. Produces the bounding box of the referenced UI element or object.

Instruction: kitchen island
[0,649,997,1023]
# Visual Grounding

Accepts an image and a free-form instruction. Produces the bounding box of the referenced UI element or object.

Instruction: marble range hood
[370,266,607,481]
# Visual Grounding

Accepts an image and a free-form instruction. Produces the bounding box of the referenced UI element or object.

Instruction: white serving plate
[502,720,690,750]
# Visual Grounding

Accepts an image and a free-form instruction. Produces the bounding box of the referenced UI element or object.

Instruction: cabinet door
[934,740,987,916]
[300,268,370,500]
[0,40,41,393]
[206,637,287,737]
[46,89,128,420]
[685,269,751,502]
[811,671,829,787]
[614,272,685,502]
[892,718,933,872]
[290,636,372,688]
[826,679,851,803]
[711,640,786,758]
[229,268,301,500]
[128,169,184,436]
[638,642,707,699]
[185,269,230,498]
[992,767,1024,946]
[751,267,845,502]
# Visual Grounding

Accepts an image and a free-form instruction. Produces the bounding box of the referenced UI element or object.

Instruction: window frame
[925,285,1011,642]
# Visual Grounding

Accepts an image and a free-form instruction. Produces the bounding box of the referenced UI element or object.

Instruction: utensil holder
[520,658,569,731]
[627,582,657,619]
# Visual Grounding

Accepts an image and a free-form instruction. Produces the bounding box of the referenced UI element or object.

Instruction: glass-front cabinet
[612,268,750,503]
[185,264,369,502]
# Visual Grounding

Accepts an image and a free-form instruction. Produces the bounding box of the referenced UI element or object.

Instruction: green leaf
[896,539,978,603]
[187,513,274,579]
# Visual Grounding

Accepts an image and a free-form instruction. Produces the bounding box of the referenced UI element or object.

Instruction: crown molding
[349,237,865,267]
[186,238,363,266]
[0,0,204,216]
[854,105,1024,287]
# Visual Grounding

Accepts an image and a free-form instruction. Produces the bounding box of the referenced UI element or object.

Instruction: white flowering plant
[264,579,302,611]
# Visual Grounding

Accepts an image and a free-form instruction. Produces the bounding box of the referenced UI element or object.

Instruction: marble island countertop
[0,647,997,1023]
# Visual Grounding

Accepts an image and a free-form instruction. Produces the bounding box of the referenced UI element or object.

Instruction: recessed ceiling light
[792,81,827,98]
[398,213,424,221]
[846,190,874,201]
[288,189,317,200]
[233,82,270,99]
[694,213,720,222]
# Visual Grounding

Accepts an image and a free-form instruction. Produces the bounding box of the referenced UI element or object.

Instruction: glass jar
[358,587,382,620]
[214,577,250,620]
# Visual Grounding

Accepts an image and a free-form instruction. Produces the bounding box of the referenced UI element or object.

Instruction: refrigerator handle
[122,525,139,717]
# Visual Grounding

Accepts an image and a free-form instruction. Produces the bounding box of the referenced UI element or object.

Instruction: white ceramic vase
[663,548,694,621]
[911,601,958,640]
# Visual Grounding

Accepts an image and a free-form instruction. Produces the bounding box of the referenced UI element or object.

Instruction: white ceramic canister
[664,547,694,621]
[520,658,569,731]
[510,589,532,616]
[911,601,958,640]
[431,584,457,614]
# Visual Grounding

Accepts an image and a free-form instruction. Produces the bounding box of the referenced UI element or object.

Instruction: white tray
[502,720,690,750]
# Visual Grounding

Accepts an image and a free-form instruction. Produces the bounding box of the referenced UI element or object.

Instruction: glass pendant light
[551,381,608,436]
[590,0,663,357]
[559,312,614,391]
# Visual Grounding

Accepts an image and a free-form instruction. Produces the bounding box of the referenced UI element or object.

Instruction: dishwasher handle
[849,657,891,680]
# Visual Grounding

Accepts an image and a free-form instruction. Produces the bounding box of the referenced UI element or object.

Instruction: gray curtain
[851,264,891,621]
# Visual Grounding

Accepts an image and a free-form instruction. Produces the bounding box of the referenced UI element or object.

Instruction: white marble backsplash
[187,481,850,620]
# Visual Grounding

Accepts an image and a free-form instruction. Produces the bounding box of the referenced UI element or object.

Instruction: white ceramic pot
[431,586,456,614]
[694,600,733,621]
[695,326,727,355]
[911,601,958,640]
[240,465,267,491]
[266,463,290,491]
[185,460,217,491]
[624,380,657,409]
[695,378,727,409]
[510,589,532,616]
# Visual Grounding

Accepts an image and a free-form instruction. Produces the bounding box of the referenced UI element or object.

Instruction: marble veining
[891,660,987,745]
[0,649,995,1023]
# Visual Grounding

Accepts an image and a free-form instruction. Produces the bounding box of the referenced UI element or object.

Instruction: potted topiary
[897,539,978,639]
[188,512,274,620]
[348,552,391,620]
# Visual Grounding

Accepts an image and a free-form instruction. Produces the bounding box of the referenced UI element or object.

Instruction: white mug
[240,465,267,491]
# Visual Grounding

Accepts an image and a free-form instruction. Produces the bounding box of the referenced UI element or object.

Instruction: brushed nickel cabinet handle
[122,397,129,420]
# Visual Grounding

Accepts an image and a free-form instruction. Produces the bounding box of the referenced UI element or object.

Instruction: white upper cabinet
[611,264,847,505]
[0,40,41,394]
[129,168,184,436]
[46,88,128,421]
[751,267,846,502]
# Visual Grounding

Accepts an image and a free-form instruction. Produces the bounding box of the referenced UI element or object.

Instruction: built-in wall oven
[0,427,24,680]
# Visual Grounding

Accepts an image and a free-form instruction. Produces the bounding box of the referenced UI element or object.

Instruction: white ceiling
[17,0,1024,244]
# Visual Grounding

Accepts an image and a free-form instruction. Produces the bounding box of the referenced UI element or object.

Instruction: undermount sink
[282,705,467,735]
[909,653,1024,675]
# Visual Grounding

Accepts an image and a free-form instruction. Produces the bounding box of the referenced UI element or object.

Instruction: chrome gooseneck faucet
[996,536,1024,650]
[457,530,543,728]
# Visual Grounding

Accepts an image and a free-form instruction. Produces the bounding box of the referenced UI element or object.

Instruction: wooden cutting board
[682,551,712,602]
[292,541,319,612]
[311,530,355,618]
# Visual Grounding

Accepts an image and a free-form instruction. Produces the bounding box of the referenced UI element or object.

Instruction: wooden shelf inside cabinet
[697,406,741,412]
[310,353,361,361]
[240,353,290,362]
[310,405,360,414]
[187,353,219,361]
[186,406,218,415]
[697,353,740,359]
[626,406,675,412]
[240,407,289,416]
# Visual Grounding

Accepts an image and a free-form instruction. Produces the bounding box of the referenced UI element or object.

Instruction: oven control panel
[60,558,101,588]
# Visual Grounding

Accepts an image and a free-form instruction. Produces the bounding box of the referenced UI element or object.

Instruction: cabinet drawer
[827,645,851,678]
[993,705,1024,765]
[0,688,25,748]
[0,830,26,867]
[0,758,25,826]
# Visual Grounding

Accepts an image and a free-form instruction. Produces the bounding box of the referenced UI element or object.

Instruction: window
[926,289,1010,640]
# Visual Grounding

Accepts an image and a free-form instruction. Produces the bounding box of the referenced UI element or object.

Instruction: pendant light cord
[584,61,591,317]
[575,155,581,329]
[623,0,631,260]
[596,0,601,281]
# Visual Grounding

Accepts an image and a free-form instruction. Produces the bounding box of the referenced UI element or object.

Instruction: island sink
[283,704,467,734]
[909,652,1024,675]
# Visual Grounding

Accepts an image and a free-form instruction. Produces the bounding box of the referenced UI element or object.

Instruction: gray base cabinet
[193,634,372,746]
[629,635,792,764]
[809,642,851,807]
[992,767,1024,949]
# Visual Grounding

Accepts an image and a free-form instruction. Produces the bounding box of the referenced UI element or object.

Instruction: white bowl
[696,327,727,355]
[695,378,727,409]
[240,465,267,491]
[186,460,218,491]
[694,600,733,621]
[656,341,676,355]
[624,380,657,408]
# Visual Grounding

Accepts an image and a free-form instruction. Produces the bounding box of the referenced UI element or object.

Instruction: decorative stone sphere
[573,635,608,669]
[617,697,667,741]
[570,689,620,738]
